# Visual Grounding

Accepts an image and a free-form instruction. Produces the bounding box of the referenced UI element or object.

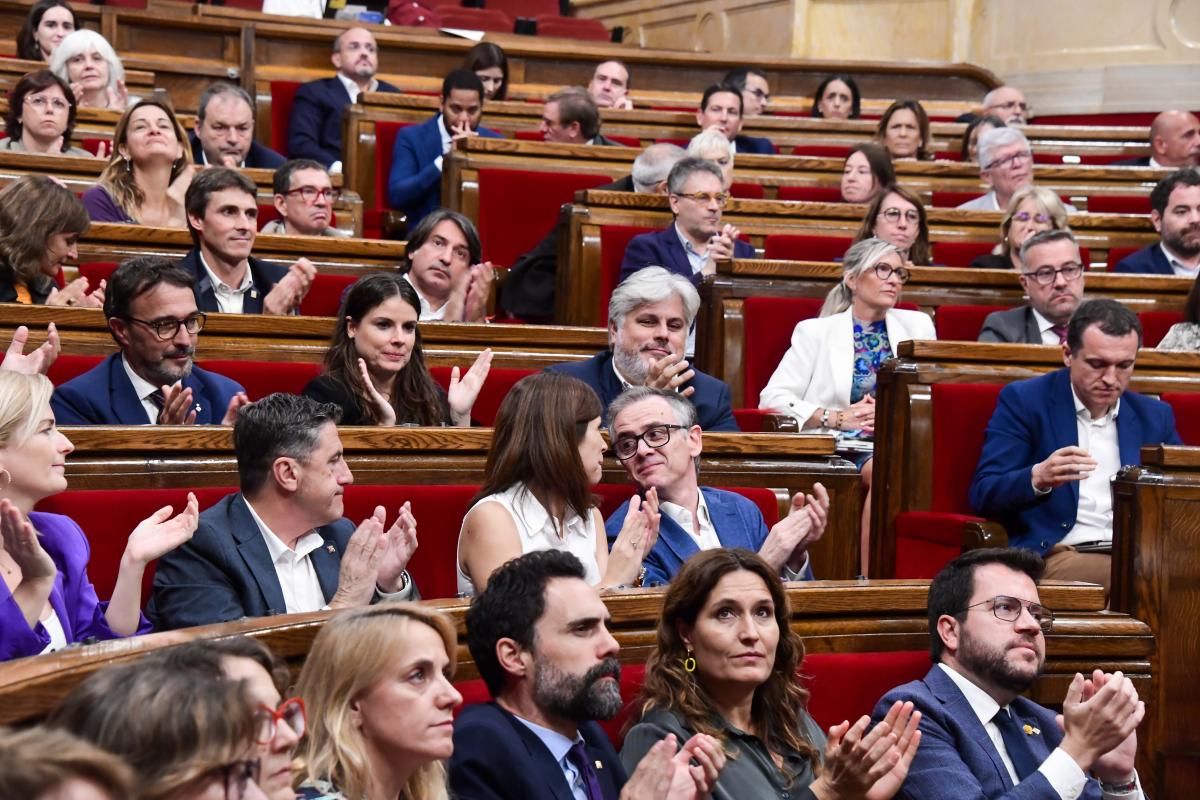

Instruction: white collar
[937,663,1002,728]
[508,485,589,540]
[243,497,325,559]
[660,490,711,528]
[199,250,253,295]
[336,72,376,99]
[1070,382,1120,424]
[400,272,447,318]
[1030,307,1057,334]
[1160,242,1200,275]
[437,114,452,151]
[120,353,164,401]
[673,222,707,257]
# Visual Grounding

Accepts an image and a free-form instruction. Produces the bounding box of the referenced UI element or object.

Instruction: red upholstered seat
[438,7,514,32]
[935,305,1011,341]
[533,15,610,41]
[79,138,106,157]
[197,360,322,400]
[488,0,557,17]
[802,651,930,731]
[791,145,851,158]
[1087,195,1150,215]
[740,296,824,408]
[733,408,782,431]
[763,234,852,262]
[1106,246,1141,271]
[598,224,656,325]
[777,186,844,203]
[514,130,543,142]
[930,190,982,208]
[45,354,102,386]
[372,120,417,239]
[269,81,302,156]
[729,182,765,200]
[78,262,119,286]
[1139,310,1183,348]
[299,273,359,317]
[428,365,537,426]
[1162,393,1200,445]
[220,0,263,9]
[934,241,996,267]
[476,168,611,267]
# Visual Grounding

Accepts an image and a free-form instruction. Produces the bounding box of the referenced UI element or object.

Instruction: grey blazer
[978,305,1042,344]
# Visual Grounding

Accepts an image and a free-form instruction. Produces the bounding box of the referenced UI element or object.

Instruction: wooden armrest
[963,520,1008,550]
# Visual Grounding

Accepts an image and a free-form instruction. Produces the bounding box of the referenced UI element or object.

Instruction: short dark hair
[546,86,600,140]
[197,81,255,124]
[1066,298,1142,353]
[103,255,196,324]
[233,392,342,496]
[721,67,768,93]
[465,550,587,698]
[5,69,78,150]
[403,208,482,270]
[810,73,862,119]
[441,68,485,102]
[273,158,329,196]
[1149,168,1200,216]
[699,83,743,117]
[1018,228,1079,268]
[184,167,257,243]
[927,547,1045,662]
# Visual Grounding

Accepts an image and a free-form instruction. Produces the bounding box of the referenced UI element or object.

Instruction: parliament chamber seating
[1136,310,1182,348]
[763,234,853,262]
[740,296,823,409]
[438,6,515,32]
[933,304,1010,341]
[267,80,302,155]
[369,120,417,239]
[531,15,610,41]
[1160,393,1200,446]
[777,185,846,203]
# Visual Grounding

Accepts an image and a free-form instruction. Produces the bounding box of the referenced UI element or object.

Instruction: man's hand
[220,392,251,425]
[157,383,198,425]
[1032,446,1099,492]
[3,324,60,375]
[645,352,696,397]
[759,483,829,574]
[612,96,635,111]
[329,511,387,609]
[263,258,317,315]
[449,120,478,147]
[376,501,419,593]
[708,224,740,260]
[461,261,495,323]
[1057,670,1144,778]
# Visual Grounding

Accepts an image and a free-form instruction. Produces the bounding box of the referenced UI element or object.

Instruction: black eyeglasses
[613,424,686,461]
[283,186,341,203]
[962,595,1054,633]
[125,312,207,341]
[1022,264,1084,286]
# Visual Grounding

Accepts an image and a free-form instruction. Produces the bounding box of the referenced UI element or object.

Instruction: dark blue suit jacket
[177,249,291,315]
[618,224,756,287]
[287,77,400,167]
[546,350,738,432]
[51,353,244,426]
[188,133,286,169]
[449,702,626,800]
[874,665,1101,799]
[734,134,776,155]
[386,113,502,229]
[148,493,354,630]
[605,487,811,585]
[968,368,1179,553]
[1113,244,1172,275]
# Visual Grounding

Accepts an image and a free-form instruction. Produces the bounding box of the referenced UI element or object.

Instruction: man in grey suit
[979,229,1085,345]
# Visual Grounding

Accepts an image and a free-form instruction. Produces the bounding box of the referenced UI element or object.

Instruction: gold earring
[0,468,10,488]
[683,647,695,673]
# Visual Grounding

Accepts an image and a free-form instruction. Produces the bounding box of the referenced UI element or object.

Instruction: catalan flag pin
[326,544,337,554]
[1023,724,1040,736]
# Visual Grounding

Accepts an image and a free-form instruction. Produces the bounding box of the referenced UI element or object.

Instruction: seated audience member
[149,392,420,629]
[179,167,315,315]
[451,550,725,799]
[623,548,920,800]
[48,660,270,799]
[296,603,461,799]
[723,67,771,117]
[539,86,622,146]
[841,143,895,204]
[464,41,508,101]
[49,30,128,110]
[3,70,91,156]
[0,370,197,661]
[52,256,249,425]
[388,70,502,231]
[16,0,76,62]
[457,373,655,594]
[970,299,1180,597]
[1158,271,1200,350]
[0,175,100,307]
[876,100,932,161]
[1114,168,1200,276]
[980,229,1084,345]
[959,128,1076,213]
[760,238,936,569]
[619,157,754,285]
[971,184,1070,270]
[399,208,494,322]
[697,83,774,155]
[982,84,1031,125]
[289,27,399,170]
[587,59,633,110]
[0,727,133,800]
[548,267,739,431]
[303,273,491,426]
[191,82,286,168]
[960,114,1005,163]
[810,73,861,119]
[853,184,932,266]
[1114,110,1199,168]
[687,127,734,188]
[81,98,194,226]
[264,158,350,238]
[875,547,1146,799]
[607,386,828,585]
[501,143,685,322]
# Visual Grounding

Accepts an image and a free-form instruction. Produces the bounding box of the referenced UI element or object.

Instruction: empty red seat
[763,234,852,262]
[777,186,844,203]
[44,354,103,386]
[438,7,514,32]
[197,360,322,400]
[935,305,1010,341]
[269,81,302,156]
[372,119,418,239]
[1139,310,1183,348]
[729,182,764,200]
[802,651,930,731]
[533,15,610,41]
[1106,246,1142,271]
[1087,195,1150,215]
[741,296,824,408]
[598,224,656,325]
[934,241,997,267]
[298,273,359,317]
[1161,393,1200,445]
[429,365,537,426]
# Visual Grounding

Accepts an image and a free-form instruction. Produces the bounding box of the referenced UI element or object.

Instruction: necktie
[566,740,606,800]
[1051,324,1068,344]
[992,706,1040,782]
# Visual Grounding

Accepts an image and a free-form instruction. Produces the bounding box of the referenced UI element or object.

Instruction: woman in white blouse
[457,373,659,595]
[759,237,936,571]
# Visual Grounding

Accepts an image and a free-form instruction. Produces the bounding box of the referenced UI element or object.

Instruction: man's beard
[142,349,195,388]
[532,656,622,722]
[612,346,648,385]
[1163,224,1200,259]
[958,627,1042,694]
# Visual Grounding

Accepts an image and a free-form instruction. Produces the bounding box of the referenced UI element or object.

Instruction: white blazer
[758,307,936,426]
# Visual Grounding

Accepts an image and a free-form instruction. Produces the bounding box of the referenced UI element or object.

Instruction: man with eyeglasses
[618,157,755,287]
[52,255,249,425]
[970,299,1180,598]
[983,85,1031,125]
[959,128,1076,213]
[605,386,828,585]
[262,158,350,238]
[722,67,771,118]
[1114,169,1200,276]
[874,547,1147,799]
[191,82,285,169]
[980,230,1085,345]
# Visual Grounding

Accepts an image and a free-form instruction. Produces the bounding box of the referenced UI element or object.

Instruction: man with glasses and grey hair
[979,229,1085,344]
[546,266,739,431]
[958,129,1077,214]
[605,385,828,585]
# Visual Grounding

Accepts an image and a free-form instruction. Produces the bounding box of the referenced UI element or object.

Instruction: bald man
[1115,110,1200,168]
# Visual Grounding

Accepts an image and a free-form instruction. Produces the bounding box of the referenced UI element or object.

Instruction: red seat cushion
[533,15,610,41]
[299,273,359,317]
[197,360,322,401]
[935,241,997,267]
[1107,246,1141,272]
[437,7,514,32]
[742,296,824,408]
[935,304,1010,341]
[1162,393,1200,445]
[429,366,537,426]
[1087,195,1150,215]
[777,186,845,203]
[44,354,103,387]
[373,120,417,238]
[763,234,852,262]
[802,651,930,731]
[1139,310,1182,348]
[477,168,611,267]
[599,224,656,325]
[930,190,983,208]
[930,383,1003,513]
[893,510,987,579]
[270,81,302,156]
[78,262,120,286]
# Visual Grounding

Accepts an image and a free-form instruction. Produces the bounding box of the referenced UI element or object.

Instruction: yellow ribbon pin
[1022,724,1040,736]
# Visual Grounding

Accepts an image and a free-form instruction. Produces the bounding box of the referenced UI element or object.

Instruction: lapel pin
[1022,724,1040,736]
[325,544,337,554]
[594,761,603,769]
[250,289,258,299]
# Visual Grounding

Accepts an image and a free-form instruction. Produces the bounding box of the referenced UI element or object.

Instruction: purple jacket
[80,185,135,224]
[0,511,151,662]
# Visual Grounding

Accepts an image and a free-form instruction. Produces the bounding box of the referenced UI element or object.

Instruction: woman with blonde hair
[48,29,129,110]
[295,603,463,800]
[971,184,1069,269]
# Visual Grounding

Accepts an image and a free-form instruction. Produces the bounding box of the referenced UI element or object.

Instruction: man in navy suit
[449,550,724,800]
[695,82,775,155]
[1112,110,1200,169]
[605,387,828,585]
[1113,169,1200,276]
[149,392,420,630]
[875,547,1146,799]
[618,158,755,287]
[287,27,400,170]
[189,82,285,169]
[387,70,502,231]
[547,267,739,431]
[970,299,1180,596]
[52,256,249,426]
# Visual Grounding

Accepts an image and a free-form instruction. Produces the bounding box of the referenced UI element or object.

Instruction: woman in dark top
[810,74,860,120]
[970,185,1069,270]
[0,175,100,307]
[303,273,492,426]
[621,548,920,800]
[852,184,932,266]
[16,0,76,62]
[875,100,933,162]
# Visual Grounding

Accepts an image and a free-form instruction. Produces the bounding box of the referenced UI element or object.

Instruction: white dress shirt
[121,354,166,424]
[433,114,453,172]
[1161,243,1200,278]
[199,252,255,314]
[660,492,723,552]
[243,499,329,613]
[512,716,592,800]
[1061,387,1121,548]
[1030,308,1065,346]
[38,608,68,654]
[335,72,377,105]
[400,272,448,320]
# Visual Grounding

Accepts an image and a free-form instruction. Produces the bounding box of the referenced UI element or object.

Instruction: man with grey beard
[452,550,725,800]
[546,266,738,431]
[51,256,248,425]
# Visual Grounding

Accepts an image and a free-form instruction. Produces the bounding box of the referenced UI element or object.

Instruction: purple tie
[566,740,605,800]
[1051,324,1068,344]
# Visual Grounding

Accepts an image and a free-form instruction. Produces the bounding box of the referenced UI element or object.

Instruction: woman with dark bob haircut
[302,272,492,426]
[16,0,76,61]
[622,548,921,800]
[3,70,90,156]
[810,74,860,120]
[0,175,100,306]
[875,100,932,162]
[463,41,508,101]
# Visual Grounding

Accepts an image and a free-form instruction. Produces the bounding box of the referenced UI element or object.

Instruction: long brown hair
[98,97,192,220]
[875,99,932,161]
[0,174,89,283]
[633,548,820,774]
[472,372,602,525]
[853,183,931,266]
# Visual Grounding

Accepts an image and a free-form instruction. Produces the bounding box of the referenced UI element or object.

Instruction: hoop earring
[0,468,10,488]
[683,647,695,673]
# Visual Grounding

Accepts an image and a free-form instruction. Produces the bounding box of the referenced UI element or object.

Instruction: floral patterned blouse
[847,318,892,440]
